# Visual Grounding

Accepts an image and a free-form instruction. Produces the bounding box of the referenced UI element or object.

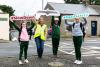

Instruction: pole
[42,0,44,10]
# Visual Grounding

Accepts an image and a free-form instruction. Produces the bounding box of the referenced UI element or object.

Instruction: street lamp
[42,0,44,10]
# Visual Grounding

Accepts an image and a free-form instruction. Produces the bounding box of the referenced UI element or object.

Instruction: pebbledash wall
[0,13,9,40]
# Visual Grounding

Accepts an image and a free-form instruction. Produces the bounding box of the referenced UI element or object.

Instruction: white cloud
[0,0,64,16]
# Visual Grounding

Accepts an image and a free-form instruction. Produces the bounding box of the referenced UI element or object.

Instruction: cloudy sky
[0,0,64,16]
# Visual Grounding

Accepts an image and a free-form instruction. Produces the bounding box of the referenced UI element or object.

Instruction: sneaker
[19,60,23,65]
[24,59,29,63]
[74,60,78,64]
[76,60,83,64]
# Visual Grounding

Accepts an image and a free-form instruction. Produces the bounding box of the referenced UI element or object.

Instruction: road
[0,38,100,67]
[0,38,100,58]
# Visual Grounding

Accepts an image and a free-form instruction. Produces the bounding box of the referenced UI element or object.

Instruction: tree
[64,0,100,5]
[94,0,100,5]
[0,5,15,16]
[64,0,80,4]
[71,0,80,4]
[64,0,71,3]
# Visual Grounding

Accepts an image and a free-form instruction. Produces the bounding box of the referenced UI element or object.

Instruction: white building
[0,10,9,40]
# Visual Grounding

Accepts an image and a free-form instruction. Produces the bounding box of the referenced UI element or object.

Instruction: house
[44,2,100,37]
[0,10,9,40]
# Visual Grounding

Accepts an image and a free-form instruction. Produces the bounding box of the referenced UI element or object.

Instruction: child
[34,17,48,58]
[65,18,87,64]
[10,19,35,64]
[51,16,61,58]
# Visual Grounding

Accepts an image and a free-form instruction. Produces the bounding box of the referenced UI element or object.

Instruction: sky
[0,0,64,16]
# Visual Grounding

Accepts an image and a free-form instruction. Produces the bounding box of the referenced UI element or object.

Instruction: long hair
[20,21,27,30]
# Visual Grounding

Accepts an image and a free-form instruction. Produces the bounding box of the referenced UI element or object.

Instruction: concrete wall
[86,16,100,36]
[0,14,9,40]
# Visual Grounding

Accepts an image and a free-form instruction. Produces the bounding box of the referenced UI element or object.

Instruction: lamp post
[42,0,44,10]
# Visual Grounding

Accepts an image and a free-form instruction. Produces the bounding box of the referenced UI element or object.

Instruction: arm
[58,15,61,26]
[45,26,48,40]
[51,16,54,26]
[28,21,35,30]
[10,21,20,31]
[82,18,87,26]
[65,20,73,26]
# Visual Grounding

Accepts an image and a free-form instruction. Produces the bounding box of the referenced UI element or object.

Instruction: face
[22,22,26,28]
[39,17,45,25]
[54,18,59,24]
[75,18,80,23]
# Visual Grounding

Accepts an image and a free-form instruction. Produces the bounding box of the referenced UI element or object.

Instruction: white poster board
[0,14,9,40]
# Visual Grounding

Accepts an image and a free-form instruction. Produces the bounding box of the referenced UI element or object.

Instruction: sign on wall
[0,14,9,40]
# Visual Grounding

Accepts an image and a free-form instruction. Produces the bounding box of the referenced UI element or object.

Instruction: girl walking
[34,17,48,58]
[10,19,35,64]
[51,16,61,58]
[65,18,87,64]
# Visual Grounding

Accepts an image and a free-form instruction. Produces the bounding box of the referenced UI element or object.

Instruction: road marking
[45,42,100,57]
[86,40,97,41]
[85,42,100,43]
[96,57,100,59]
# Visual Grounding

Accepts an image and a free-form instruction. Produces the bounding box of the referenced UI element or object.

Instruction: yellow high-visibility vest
[34,24,47,40]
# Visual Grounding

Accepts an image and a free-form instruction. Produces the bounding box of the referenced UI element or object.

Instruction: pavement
[0,37,100,67]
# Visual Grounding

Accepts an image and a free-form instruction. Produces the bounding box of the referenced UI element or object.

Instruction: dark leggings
[19,41,29,60]
[52,38,60,56]
[35,37,44,58]
[73,36,83,60]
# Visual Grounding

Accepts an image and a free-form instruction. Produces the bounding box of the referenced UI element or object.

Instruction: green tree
[71,0,80,4]
[64,0,80,4]
[88,0,100,5]
[95,0,100,5]
[0,5,15,16]
[64,0,71,3]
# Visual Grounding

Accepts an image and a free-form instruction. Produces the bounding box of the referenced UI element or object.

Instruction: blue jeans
[35,36,44,58]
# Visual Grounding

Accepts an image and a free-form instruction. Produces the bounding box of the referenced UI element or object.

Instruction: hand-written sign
[10,16,35,20]
[62,13,89,19]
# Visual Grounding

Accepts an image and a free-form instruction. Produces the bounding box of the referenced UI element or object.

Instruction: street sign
[62,13,89,19]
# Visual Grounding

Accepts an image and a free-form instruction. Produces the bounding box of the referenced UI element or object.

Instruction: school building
[44,2,100,37]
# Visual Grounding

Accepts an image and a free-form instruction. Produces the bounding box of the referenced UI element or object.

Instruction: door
[91,21,97,36]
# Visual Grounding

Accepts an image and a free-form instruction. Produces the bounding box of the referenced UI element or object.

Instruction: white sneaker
[76,60,83,64]
[24,59,29,63]
[19,60,23,65]
[74,60,78,64]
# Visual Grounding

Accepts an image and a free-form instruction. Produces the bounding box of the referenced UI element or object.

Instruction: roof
[44,2,100,15]
[89,5,100,14]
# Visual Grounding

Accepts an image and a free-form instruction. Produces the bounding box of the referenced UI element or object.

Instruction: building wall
[0,14,9,40]
[86,16,100,36]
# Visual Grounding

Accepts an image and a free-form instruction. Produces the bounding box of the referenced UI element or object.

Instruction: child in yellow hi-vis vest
[34,16,48,58]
